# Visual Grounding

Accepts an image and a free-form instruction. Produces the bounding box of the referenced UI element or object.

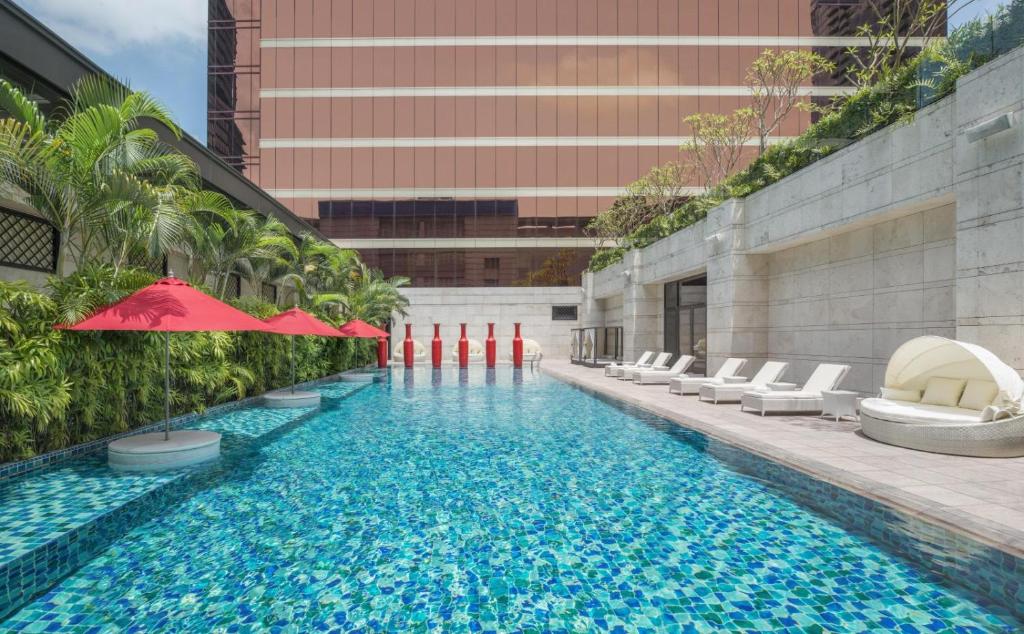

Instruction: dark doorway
[664,276,708,375]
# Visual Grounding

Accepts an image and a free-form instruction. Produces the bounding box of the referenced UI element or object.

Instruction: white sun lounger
[604,351,653,377]
[613,352,671,379]
[698,361,789,404]
[668,358,748,394]
[629,355,696,384]
[740,363,851,415]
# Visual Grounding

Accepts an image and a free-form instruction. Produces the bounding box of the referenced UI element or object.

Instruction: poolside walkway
[542,360,1024,556]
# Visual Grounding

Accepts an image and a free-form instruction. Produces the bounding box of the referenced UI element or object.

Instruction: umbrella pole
[164,331,171,441]
[290,334,296,394]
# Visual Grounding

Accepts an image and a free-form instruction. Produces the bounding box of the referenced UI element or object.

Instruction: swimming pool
[1,368,1021,631]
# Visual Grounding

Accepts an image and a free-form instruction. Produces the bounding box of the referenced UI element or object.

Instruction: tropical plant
[313,260,410,325]
[278,233,359,307]
[185,206,297,299]
[0,76,185,276]
[0,281,71,459]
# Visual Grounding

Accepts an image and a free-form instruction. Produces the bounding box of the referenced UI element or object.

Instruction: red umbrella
[339,319,391,369]
[337,319,389,338]
[262,308,348,394]
[63,277,270,439]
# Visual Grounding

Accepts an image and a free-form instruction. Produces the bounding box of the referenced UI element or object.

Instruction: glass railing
[570,327,623,367]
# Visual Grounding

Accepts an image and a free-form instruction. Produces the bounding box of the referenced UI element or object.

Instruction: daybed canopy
[884,336,1024,408]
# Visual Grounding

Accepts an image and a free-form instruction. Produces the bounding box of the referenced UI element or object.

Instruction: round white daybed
[860,336,1024,457]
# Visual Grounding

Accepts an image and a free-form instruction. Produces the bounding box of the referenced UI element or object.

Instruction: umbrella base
[264,390,321,408]
[108,430,221,472]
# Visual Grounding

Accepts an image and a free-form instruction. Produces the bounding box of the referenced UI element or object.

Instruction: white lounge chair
[669,358,748,395]
[604,351,653,377]
[740,363,851,415]
[392,339,427,363]
[859,336,1024,457]
[698,361,789,404]
[451,339,485,363]
[611,352,671,379]
[630,355,696,384]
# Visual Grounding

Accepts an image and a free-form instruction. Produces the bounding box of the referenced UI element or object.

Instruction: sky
[12,0,1010,148]
[15,0,208,141]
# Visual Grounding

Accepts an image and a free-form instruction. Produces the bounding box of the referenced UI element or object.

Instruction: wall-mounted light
[965,112,1016,143]
[622,270,631,280]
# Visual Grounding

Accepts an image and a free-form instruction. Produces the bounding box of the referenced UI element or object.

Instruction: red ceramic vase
[376,337,388,368]
[458,323,469,368]
[431,323,442,369]
[485,322,496,368]
[512,322,524,368]
[403,324,414,368]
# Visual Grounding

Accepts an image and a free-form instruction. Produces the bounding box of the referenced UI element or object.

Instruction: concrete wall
[580,46,1024,390]
[765,204,957,393]
[393,286,583,361]
[954,49,1024,370]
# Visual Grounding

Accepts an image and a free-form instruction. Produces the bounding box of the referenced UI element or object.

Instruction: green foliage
[0,269,374,464]
[587,29,1009,273]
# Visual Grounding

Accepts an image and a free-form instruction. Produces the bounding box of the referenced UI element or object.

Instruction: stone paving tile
[900,484,990,507]
[543,361,1024,555]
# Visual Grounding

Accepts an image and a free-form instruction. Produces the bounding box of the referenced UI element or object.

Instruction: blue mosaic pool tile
[0,369,1020,631]
[0,379,371,621]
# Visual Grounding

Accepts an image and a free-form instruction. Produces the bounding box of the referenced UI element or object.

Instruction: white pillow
[880,387,922,403]
[959,379,999,411]
[920,377,967,408]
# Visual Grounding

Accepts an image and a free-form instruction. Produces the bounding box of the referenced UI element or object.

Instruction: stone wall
[393,287,583,361]
[580,47,1024,389]
[765,204,957,393]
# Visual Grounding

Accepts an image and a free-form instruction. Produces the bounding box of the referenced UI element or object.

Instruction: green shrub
[587,38,997,273]
[0,269,375,463]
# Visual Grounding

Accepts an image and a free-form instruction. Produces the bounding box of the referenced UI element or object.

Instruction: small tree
[682,109,755,188]
[585,162,690,245]
[845,0,966,87]
[746,49,835,154]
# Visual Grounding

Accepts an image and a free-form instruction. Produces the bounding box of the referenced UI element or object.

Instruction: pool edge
[541,363,1024,560]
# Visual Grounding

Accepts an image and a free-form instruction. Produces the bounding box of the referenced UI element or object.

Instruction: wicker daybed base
[860,412,1024,458]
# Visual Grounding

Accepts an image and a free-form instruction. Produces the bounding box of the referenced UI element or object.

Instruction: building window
[226,273,242,299]
[0,207,59,273]
[551,305,578,321]
[261,282,278,304]
[484,257,499,269]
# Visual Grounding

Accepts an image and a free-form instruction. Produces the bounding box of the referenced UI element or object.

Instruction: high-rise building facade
[209,0,934,287]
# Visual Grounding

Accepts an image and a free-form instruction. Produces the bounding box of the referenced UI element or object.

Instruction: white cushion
[959,379,998,411]
[746,390,818,400]
[880,387,921,402]
[920,377,967,408]
[860,398,983,426]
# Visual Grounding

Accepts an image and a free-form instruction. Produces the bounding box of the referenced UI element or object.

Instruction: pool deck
[543,360,1024,557]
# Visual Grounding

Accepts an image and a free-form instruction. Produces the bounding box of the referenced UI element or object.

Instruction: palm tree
[328,262,410,325]
[184,206,296,299]
[0,76,185,276]
[281,233,361,308]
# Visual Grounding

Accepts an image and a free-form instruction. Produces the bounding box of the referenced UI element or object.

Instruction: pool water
[2,368,1020,632]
